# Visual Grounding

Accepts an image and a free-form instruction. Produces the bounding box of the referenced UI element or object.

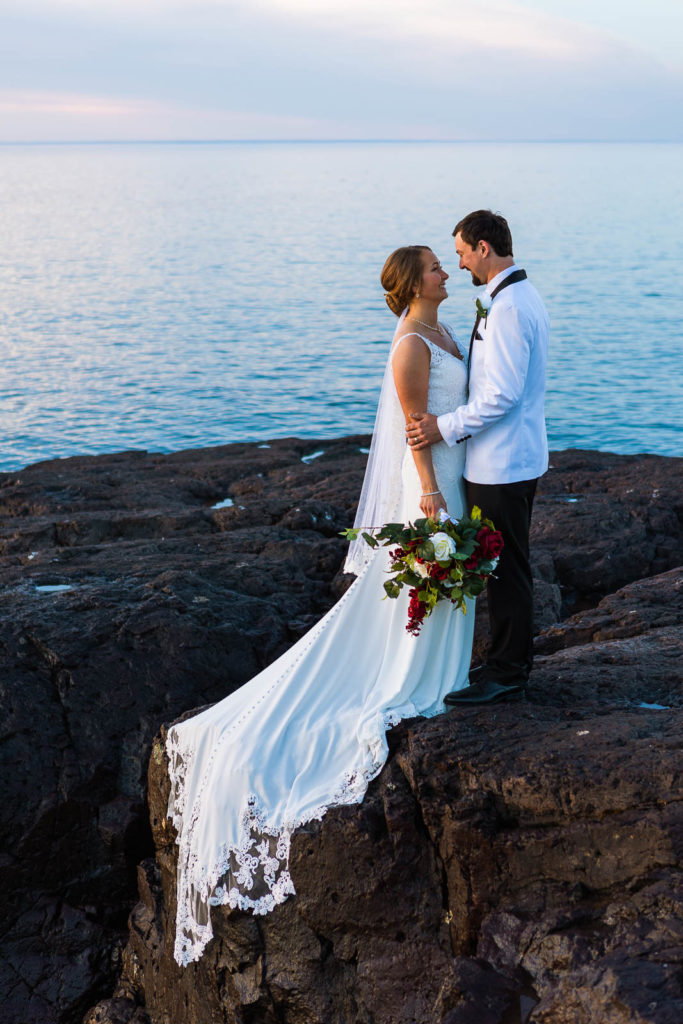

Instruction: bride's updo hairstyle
[381,245,431,316]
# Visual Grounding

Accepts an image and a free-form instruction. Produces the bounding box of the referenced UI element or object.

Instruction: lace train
[168,692,430,965]
[166,325,473,966]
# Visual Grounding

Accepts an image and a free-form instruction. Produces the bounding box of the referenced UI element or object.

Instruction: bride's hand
[420,490,447,520]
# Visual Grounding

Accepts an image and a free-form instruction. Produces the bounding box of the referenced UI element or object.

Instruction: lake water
[0,141,681,472]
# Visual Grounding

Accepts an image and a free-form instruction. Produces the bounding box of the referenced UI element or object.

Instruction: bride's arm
[392,337,446,518]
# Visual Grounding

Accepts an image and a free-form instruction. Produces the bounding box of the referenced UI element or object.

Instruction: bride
[166,245,475,966]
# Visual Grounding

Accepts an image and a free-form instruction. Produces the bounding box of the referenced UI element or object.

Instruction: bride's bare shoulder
[391,331,430,380]
[392,328,430,354]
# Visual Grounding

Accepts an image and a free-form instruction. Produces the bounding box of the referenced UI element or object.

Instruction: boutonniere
[475,296,492,323]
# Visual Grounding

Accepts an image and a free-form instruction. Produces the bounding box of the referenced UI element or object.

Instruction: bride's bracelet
[422,489,441,496]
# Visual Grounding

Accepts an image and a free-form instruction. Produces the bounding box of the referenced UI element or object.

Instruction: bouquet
[342,507,503,636]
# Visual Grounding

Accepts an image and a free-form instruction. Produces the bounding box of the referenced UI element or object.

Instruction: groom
[406,210,550,704]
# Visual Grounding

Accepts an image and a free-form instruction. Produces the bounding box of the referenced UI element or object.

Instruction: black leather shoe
[444,679,525,706]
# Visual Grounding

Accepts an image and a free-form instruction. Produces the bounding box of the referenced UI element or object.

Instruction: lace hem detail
[169,705,415,967]
[166,572,391,966]
[166,727,195,831]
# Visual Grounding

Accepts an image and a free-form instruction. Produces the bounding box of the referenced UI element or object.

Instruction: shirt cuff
[437,412,470,448]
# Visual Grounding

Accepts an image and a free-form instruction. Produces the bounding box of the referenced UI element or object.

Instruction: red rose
[407,587,428,635]
[463,555,478,570]
[476,527,504,561]
[429,565,449,581]
[489,531,504,558]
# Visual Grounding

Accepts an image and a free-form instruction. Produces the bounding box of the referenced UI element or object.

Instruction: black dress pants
[465,477,538,685]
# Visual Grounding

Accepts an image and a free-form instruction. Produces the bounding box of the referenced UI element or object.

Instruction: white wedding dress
[166,326,474,966]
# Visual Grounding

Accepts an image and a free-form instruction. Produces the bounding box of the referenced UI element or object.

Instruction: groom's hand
[406,412,443,450]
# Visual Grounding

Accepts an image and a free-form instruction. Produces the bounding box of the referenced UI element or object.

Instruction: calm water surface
[0,141,681,471]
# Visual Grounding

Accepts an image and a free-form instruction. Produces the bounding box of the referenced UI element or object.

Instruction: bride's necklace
[407,316,443,335]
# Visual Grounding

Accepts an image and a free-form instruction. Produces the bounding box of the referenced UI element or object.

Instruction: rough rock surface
[0,441,681,1024]
[103,688,683,1024]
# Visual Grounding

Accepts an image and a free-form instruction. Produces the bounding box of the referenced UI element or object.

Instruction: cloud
[0,0,681,140]
[3,0,664,64]
[0,89,335,141]
[253,0,609,61]
[0,91,150,116]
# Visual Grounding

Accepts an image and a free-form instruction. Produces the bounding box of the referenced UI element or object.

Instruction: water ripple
[0,142,681,471]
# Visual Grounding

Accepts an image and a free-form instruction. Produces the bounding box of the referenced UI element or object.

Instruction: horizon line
[0,137,681,146]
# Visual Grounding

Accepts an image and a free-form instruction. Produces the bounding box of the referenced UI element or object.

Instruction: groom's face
[454,232,486,287]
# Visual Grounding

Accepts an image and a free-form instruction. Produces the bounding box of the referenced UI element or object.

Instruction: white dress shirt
[437,264,550,485]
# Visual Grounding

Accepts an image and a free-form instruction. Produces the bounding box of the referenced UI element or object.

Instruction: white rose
[415,561,430,577]
[475,294,492,313]
[431,532,457,561]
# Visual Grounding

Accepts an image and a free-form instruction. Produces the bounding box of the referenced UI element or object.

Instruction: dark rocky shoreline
[0,439,681,1024]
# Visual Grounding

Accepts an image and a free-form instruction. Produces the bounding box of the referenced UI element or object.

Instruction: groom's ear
[478,240,491,258]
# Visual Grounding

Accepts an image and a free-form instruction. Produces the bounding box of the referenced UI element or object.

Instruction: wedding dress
[166,321,474,966]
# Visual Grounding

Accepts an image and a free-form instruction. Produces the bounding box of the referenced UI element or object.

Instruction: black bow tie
[467,269,527,392]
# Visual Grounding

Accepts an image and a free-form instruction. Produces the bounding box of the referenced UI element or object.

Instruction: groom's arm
[437,303,531,447]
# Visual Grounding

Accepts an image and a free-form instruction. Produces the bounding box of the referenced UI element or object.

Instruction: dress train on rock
[166,332,474,966]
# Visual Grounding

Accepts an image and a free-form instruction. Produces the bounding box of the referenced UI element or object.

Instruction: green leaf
[340,527,361,540]
[377,523,403,542]
[362,532,378,548]
[383,580,401,599]
[418,540,435,560]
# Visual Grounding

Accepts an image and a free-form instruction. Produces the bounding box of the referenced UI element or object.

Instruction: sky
[1,0,682,142]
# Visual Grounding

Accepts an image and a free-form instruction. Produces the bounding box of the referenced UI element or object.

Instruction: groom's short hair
[453,210,513,258]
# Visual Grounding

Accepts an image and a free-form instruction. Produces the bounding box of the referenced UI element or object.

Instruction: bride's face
[417,250,449,303]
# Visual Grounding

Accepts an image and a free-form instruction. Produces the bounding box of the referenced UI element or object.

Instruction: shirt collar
[484,263,519,300]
